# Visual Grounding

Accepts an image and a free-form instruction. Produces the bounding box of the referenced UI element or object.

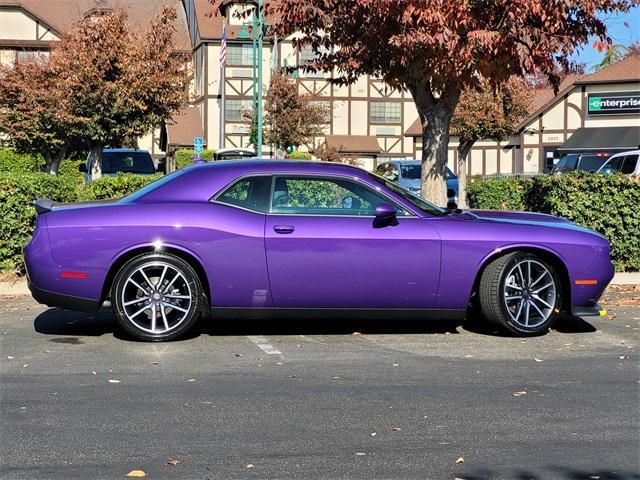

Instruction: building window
[16,50,49,64]
[227,44,253,66]
[225,99,253,122]
[298,45,326,78]
[370,102,401,124]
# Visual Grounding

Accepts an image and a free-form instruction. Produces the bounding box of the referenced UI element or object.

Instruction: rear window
[102,151,155,174]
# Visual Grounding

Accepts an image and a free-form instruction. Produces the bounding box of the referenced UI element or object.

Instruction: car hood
[463,209,607,240]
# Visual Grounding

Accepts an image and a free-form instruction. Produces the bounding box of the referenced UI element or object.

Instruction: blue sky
[571,5,639,70]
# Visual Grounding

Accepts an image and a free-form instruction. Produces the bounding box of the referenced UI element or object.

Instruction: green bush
[0,173,78,271]
[467,173,640,271]
[175,149,215,169]
[57,158,86,185]
[466,178,528,211]
[0,149,44,173]
[79,173,161,200]
[288,150,312,160]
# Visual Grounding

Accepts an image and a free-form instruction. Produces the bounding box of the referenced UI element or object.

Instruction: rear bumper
[28,280,100,313]
[571,304,607,318]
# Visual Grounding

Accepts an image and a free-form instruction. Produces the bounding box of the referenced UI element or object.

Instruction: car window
[577,155,609,172]
[400,164,421,180]
[621,155,638,174]
[102,152,155,174]
[601,156,623,172]
[554,154,579,171]
[270,176,407,216]
[215,176,271,212]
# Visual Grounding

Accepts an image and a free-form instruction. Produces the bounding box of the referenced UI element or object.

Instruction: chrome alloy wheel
[503,259,557,329]
[120,262,192,335]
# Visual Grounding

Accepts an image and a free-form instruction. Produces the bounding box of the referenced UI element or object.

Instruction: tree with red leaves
[0,7,188,176]
[254,0,633,205]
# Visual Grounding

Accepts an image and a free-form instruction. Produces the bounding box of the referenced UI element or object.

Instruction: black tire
[479,252,562,336]
[111,253,203,341]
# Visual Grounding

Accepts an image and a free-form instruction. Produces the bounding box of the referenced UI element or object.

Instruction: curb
[0,272,637,297]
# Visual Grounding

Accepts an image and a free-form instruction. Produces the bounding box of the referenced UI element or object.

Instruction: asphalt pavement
[0,287,638,480]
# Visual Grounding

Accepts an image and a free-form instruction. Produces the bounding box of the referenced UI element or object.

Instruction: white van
[597,150,640,176]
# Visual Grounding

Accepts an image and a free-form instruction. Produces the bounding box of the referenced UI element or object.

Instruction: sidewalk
[1,272,637,296]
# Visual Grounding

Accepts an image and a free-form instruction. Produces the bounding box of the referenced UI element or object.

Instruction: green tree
[451,77,532,208]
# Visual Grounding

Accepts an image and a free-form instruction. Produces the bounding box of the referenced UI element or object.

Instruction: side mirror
[78,163,87,173]
[375,203,397,220]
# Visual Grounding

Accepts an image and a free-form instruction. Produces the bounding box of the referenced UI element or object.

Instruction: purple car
[24,160,613,341]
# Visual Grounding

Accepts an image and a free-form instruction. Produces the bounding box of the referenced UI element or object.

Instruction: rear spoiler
[34,198,57,215]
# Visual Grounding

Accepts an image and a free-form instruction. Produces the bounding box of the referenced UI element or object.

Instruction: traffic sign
[193,137,204,154]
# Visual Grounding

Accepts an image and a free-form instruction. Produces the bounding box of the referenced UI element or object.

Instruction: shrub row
[467,173,640,271]
[0,172,159,272]
[175,149,215,170]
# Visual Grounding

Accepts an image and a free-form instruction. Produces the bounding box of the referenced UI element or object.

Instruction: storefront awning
[558,126,640,152]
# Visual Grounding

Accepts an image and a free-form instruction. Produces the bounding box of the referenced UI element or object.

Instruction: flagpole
[219,23,227,150]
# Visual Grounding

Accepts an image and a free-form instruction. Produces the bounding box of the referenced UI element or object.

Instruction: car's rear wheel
[112,253,203,341]
[479,252,562,336]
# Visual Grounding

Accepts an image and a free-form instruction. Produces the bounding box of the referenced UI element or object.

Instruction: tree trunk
[456,140,474,209]
[43,145,67,175]
[89,145,103,179]
[408,81,460,207]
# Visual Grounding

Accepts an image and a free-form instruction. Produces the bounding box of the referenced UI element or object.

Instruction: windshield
[102,151,156,174]
[577,155,609,172]
[367,172,446,216]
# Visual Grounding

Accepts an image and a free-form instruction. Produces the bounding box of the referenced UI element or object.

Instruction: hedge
[467,173,640,271]
[0,173,78,271]
[175,149,215,170]
[0,149,44,173]
[79,173,161,200]
[288,150,313,160]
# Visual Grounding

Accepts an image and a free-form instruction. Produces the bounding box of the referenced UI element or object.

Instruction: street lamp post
[256,0,264,158]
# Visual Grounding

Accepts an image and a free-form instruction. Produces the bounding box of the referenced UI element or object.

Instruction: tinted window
[216,176,271,213]
[602,156,624,172]
[621,155,638,174]
[554,154,579,171]
[102,151,155,174]
[577,155,608,172]
[270,176,407,216]
[367,173,446,216]
[400,164,421,180]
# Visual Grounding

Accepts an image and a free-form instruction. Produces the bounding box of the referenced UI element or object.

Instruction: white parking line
[247,335,282,355]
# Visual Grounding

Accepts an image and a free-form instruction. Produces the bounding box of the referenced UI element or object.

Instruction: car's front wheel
[111,253,203,341]
[479,252,562,336]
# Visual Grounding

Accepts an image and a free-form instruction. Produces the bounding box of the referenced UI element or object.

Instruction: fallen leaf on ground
[22,364,28,368]
[355,452,366,456]
[7,356,14,359]
[187,378,196,382]
[351,331,362,336]
[391,427,401,432]
[108,379,121,384]
[392,363,400,367]
[370,432,377,436]
[456,457,464,464]
[126,470,146,477]
[618,355,629,360]
[534,358,544,363]
[151,362,159,365]
[91,371,97,375]
[287,374,297,379]
[167,459,181,466]
[246,463,255,469]
[512,391,527,397]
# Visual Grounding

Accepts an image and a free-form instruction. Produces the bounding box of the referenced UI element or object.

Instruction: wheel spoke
[532,294,553,309]
[128,278,150,295]
[505,295,521,301]
[529,299,546,319]
[526,261,532,287]
[164,294,190,299]
[506,284,522,291]
[516,264,525,287]
[163,302,188,313]
[160,303,170,331]
[139,268,155,289]
[514,299,525,321]
[150,303,157,332]
[530,271,549,289]
[533,282,554,294]
[130,304,151,319]
[524,301,531,326]
[123,296,149,307]
[162,273,180,294]
[157,265,168,289]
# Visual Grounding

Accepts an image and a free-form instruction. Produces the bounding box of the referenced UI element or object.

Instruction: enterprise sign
[587,92,640,115]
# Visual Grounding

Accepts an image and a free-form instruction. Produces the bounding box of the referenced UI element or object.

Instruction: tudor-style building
[2,0,639,172]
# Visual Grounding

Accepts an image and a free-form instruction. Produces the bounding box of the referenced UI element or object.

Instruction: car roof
[103,148,151,153]
[215,148,256,154]
[186,159,365,174]
[607,149,640,158]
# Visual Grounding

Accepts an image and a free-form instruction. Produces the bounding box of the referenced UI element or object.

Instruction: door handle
[273,225,295,234]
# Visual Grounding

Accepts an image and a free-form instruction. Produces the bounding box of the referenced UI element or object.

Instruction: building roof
[324,135,381,155]
[165,107,204,147]
[0,0,191,50]
[558,126,640,151]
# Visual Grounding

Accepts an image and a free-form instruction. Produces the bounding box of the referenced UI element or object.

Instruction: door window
[270,176,406,216]
[215,176,271,212]
[621,155,638,174]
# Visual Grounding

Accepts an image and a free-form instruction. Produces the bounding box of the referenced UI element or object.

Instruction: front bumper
[571,304,607,318]
[28,280,100,313]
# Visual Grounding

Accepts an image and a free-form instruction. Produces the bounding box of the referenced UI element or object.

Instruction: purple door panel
[265,216,441,308]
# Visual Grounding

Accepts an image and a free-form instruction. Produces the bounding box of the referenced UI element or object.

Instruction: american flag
[219,23,227,68]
